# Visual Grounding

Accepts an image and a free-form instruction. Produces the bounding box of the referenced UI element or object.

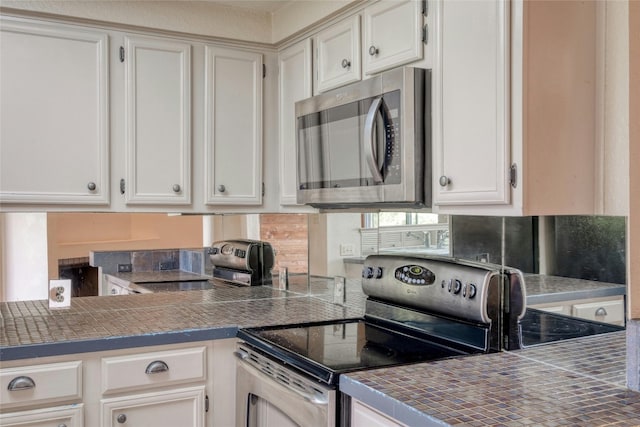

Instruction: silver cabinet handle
[369,45,379,56]
[595,307,608,317]
[217,184,226,193]
[341,59,351,68]
[172,184,181,193]
[363,97,385,184]
[87,182,97,191]
[7,376,35,391]
[145,360,169,374]
[439,175,450,187]
[117,414,127,424]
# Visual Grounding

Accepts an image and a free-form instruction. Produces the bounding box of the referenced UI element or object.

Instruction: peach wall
[47,213,202,280]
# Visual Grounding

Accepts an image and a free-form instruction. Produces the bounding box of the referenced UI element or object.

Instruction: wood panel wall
[260,214,308,274]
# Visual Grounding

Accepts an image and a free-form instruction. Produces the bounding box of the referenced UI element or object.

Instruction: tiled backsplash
[91,248,207,275]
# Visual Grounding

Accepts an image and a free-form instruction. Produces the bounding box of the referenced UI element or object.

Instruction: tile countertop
[342,331,639,427]
[0,280,364,361]
[524,274,626,305]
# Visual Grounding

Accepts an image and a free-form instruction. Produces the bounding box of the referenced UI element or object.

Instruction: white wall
[1,213,49,301]
[325,213,362,277]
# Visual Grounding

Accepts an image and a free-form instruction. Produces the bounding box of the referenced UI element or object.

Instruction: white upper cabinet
[204,46,263,205]
[278,40,313,206]
[433,0,510,207]
[0,19,109,206]
[433,0,598,216]
[314,15,361,93]
[124,35,191,205]
[363,0,424,75]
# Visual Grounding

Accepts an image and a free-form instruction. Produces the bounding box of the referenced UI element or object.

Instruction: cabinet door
[278,39,313,205]
[363,0,424,75]
[204,46,262,205]
[0,404,83,427]
[433,0,510,207]
[0,19,109,205]
[101,386,205,427]
[351,399,406,427]
[315,15,361,93]
[124,35,191,205]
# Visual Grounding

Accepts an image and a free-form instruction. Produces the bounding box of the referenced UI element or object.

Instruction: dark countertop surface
[342,331,639,427]
[0,278,364,361]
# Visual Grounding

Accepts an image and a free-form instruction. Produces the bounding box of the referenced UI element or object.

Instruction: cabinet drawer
[572,299,624,325]
[0,404,83,427]
[101,346,206,394]
[0,361,82,411]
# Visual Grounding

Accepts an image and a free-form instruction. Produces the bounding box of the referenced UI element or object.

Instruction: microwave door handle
[364,96,385,184]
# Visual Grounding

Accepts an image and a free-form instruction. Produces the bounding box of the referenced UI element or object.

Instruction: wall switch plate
[340,243,355,256]
[49,279,71,309]
[333,276,346,305]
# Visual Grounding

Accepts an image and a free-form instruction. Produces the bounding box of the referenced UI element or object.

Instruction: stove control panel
[394,265,436,285]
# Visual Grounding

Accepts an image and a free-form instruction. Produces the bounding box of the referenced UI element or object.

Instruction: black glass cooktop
[237,319,480,385]
[519,308,624,347]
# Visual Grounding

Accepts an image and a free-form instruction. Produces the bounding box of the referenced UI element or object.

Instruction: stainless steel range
[209,239,275,286]
[235,255,528,427]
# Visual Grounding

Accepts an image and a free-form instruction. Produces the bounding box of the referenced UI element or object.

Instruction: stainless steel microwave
[295,67,431,209]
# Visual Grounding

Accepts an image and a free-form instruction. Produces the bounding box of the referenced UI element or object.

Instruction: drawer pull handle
[595,307,608,317]
[117,414,127,424]
[58,424,68,427]
[145,360,169,374]
[7,376,35,391]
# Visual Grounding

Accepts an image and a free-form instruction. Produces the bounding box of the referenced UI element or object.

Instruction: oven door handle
[235,349,330,406]
[363,96,385,184]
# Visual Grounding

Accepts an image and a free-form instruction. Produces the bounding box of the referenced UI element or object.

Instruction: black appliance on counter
[209,239,275,286]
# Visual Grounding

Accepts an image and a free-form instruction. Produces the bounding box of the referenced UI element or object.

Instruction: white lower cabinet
[0,339,238,427]
[0,404,84,427]
[351,399,406,427]
[101,386,205,427]
[0,361,83,427]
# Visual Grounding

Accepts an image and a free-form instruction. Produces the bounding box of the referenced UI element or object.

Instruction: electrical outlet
[117,263,132,273]
[49,279,71,309]
[159,261,177,271]
[340,243,355,257]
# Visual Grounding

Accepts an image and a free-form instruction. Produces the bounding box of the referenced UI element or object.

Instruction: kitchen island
[1,281,637,427]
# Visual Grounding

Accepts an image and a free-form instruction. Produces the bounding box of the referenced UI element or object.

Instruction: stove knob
[362,267,375,279]
[447,279,452,292]
[374,267,383,279]
[441,280,446,288]
[468,284,477,299]
[453,279,462,294]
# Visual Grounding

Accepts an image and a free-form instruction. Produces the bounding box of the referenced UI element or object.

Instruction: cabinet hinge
[510,164,518,188]
[205,395,209,412]
[119,46,125,63]
[422,24,428,44]
[119,178,125,195]
[422,0,428,16]
[262,182,265,197]
[263,64,266,78]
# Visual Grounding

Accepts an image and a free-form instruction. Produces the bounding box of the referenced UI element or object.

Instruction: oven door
[235,346,336,427]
